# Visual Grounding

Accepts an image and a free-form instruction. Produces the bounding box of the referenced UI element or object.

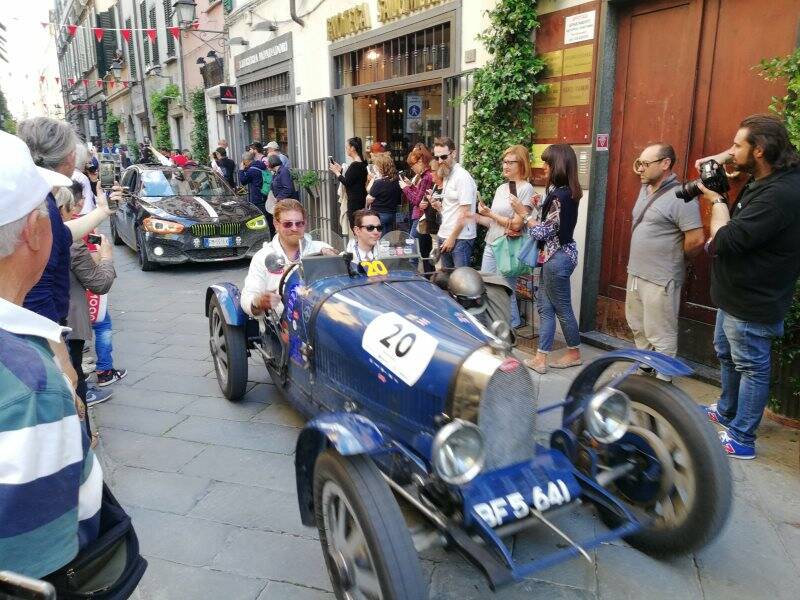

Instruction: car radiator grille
[190,222,241,237]
[478,362,538,471]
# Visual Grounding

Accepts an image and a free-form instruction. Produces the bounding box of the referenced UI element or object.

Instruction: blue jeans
[714,309,783,446]
[377,212,396,234]
[480,244,521,328]
[537,249,580,352]
[92,312,114,371]
[437,237,474,269]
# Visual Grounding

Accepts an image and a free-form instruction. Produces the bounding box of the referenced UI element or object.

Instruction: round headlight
[586,387,631,443]
[432,420,485,485]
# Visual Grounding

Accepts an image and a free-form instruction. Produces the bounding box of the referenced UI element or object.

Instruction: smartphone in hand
[87,233,102,245]
[328,156,335,164]
[509,180,517,196]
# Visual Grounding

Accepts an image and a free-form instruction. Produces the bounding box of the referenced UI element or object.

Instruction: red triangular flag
[55,77,60,84]
[39,75,45,83]
[82,79,89,88]
[146,29,156,42]
[92,28,104,42]
[96,79,103,88]
[122,81,129,89]
[168,26,180,40]
[66,24,78,37]
[40,22,48,29]
[192,19,199,31]
[121,29,132,43]
[109,80,115,89]
[67,77,75,86]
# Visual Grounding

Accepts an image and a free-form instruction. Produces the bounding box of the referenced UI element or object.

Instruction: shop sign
[405,94,423,133]
[235,33,292,77]
[378,0,445,24]
[564,10,595,45]
[327,4,371,42]
[220,86,237,105]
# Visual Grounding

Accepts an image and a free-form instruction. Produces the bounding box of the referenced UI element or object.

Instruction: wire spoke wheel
[207,295,247,401]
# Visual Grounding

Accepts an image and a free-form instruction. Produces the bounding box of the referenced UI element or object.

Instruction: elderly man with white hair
[0,130,103,578]
[16,117,118,327]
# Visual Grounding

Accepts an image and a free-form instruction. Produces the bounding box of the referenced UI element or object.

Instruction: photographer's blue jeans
[377,212,396,234]
[93,312,114,371]
[437,237,474,269]
[480,244,521,328]
[714,309,783,446]
[537,249,580,352]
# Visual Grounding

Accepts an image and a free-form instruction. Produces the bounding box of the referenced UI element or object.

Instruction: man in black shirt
[698,114,800,459]
[214,147,236,188]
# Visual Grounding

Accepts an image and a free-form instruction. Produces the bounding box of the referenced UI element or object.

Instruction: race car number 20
[473,480,571,528]
[362,312,438,386]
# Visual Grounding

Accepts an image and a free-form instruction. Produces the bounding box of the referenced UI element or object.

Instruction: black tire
[597,375,732,556]
[208,295,248,401]
[110,215,123,246]
[136,227,157,272]
[313,450,427,600]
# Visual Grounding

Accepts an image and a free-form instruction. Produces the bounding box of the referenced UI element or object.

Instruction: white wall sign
[405,94,423,134]
[564,10,596,45]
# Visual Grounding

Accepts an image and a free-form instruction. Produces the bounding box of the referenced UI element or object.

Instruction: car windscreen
[140,169,231,197]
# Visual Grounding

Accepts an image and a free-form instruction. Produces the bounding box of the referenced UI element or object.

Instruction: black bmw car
[110,165,270,271]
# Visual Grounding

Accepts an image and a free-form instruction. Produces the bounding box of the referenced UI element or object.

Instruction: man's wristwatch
[711,197,726,205]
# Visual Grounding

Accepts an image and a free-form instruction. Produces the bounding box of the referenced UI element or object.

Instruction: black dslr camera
[676,159,729,202]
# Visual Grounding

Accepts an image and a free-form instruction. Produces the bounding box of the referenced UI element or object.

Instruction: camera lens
[676,179,702,202]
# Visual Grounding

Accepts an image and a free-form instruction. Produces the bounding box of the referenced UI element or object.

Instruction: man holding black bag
[625,143,705,374]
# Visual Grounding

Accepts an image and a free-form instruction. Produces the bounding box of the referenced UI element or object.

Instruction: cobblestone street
[92,239,800,600]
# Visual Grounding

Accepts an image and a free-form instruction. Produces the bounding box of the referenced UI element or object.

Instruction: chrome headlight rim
[586,386,632,444]
[431,419,486,485]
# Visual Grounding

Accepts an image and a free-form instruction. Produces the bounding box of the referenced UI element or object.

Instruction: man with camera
[697,114,800,459]
[626,144,705,373]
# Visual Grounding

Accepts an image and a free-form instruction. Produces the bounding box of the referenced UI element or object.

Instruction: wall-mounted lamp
[251,20,278,32]
[228,37,249,46]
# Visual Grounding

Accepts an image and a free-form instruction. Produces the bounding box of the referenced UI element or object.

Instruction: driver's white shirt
[241,234,331,317]
[346,238,376,264]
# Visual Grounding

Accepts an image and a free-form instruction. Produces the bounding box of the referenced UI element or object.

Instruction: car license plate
[204,237,233,248]
[473,479,572,528]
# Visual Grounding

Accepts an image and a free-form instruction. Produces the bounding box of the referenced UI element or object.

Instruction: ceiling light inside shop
[366,50,379,61]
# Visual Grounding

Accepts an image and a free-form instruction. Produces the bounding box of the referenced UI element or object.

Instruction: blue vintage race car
[206,233,732,599]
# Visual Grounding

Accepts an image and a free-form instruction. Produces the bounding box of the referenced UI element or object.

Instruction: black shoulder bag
[631,180,679,232]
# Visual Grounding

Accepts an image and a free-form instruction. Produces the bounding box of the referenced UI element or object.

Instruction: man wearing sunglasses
[626,143,704,373]
[431,137,477,269]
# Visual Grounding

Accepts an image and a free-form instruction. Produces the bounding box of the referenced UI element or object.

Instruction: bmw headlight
[432,420,485,485]
[586,387,631,443]
[246,215,267,230]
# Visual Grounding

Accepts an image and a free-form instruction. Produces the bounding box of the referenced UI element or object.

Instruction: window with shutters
[99,9,117,78]
[149,5,160,65]
[140,1,150,66]
[126,17,137,78]
[164,0,175,57]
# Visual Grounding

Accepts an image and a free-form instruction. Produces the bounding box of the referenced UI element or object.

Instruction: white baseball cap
[0,131,73,226]
[265,141,280,150]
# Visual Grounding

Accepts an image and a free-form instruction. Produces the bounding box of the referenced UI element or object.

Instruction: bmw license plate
[203,237,233,248]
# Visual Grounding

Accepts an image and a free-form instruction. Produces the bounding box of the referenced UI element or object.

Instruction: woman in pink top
[400,144,435,274]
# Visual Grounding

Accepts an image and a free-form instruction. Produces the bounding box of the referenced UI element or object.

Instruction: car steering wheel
[278,262,301,298]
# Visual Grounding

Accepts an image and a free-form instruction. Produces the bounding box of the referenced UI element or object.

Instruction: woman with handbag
[521,144,583,374]
[400,144,434,274]
[475,145,536,328]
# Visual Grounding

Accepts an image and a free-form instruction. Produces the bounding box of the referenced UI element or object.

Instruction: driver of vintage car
[241,199,336,317]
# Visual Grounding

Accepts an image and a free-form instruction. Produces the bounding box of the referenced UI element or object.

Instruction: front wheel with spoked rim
[208,295,248,401]
[313,450,427,600]
[595,375,732,556]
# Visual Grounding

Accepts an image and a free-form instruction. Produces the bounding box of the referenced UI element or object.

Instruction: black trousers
[68,339,92,436]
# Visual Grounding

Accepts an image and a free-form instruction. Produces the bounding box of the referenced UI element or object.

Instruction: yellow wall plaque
[541,50,564,78]
[560,78,591,106]
[531,144,551,169]
[327,3,371,41]
[562,44,594,76]
[534,112,559,139]
[534,82,561,109]
[378,0,445,23]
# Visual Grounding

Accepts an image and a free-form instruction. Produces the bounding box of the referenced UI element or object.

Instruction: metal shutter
[164,0,175,57]
[140,1,150,66]
[126,17,137,78]
[149,5,160,64]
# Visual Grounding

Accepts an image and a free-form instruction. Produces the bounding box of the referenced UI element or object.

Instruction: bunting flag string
[167,26,180,40]
[92,28,105,43]
[51,22,200,37]
[146,29,157,42]
[121,29,132,43]
[66,24,78,37]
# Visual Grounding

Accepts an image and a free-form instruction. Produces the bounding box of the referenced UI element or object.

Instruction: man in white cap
[266,140,291,169]
[0,130,103,578]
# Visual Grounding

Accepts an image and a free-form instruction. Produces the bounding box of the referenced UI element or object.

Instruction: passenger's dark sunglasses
[359,224,384,232]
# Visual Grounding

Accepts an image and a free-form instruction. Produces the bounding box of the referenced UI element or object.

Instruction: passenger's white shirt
[438,162,477,240]
[346,238,376,264]
[241,235,331,317]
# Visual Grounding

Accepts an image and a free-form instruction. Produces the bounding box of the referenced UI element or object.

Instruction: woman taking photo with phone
[522,144,583,373]
[329,137,368,230]
[475,145,536,328]
[400,144,435,273]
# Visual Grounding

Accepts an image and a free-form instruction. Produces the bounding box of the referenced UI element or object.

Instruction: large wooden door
[598,0,800,365]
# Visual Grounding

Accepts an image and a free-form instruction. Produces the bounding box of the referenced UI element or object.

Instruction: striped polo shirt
[0,299,102,578]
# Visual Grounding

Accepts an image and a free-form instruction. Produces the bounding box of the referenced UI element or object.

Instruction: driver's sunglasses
[434,153,450,161]
[359,224,384,232]
[279,220,306,229]
[633,157,667,170]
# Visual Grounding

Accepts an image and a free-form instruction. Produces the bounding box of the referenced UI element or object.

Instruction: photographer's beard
[734,148,757,175]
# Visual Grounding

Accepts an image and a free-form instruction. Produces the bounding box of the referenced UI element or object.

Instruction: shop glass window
[334,23,450,90]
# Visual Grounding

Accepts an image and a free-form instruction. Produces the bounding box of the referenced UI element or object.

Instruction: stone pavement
[91,238,800,600]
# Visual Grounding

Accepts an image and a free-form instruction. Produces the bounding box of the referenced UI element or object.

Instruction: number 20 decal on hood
[361,312,438,386]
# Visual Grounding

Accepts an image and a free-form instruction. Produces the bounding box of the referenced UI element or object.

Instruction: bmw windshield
[140,168,232,197]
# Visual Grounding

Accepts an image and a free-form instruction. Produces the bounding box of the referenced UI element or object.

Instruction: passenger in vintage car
[240,199,336,317]
[346,208,382,266]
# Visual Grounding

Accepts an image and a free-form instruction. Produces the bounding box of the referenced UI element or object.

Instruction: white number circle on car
[361,312,438,386]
